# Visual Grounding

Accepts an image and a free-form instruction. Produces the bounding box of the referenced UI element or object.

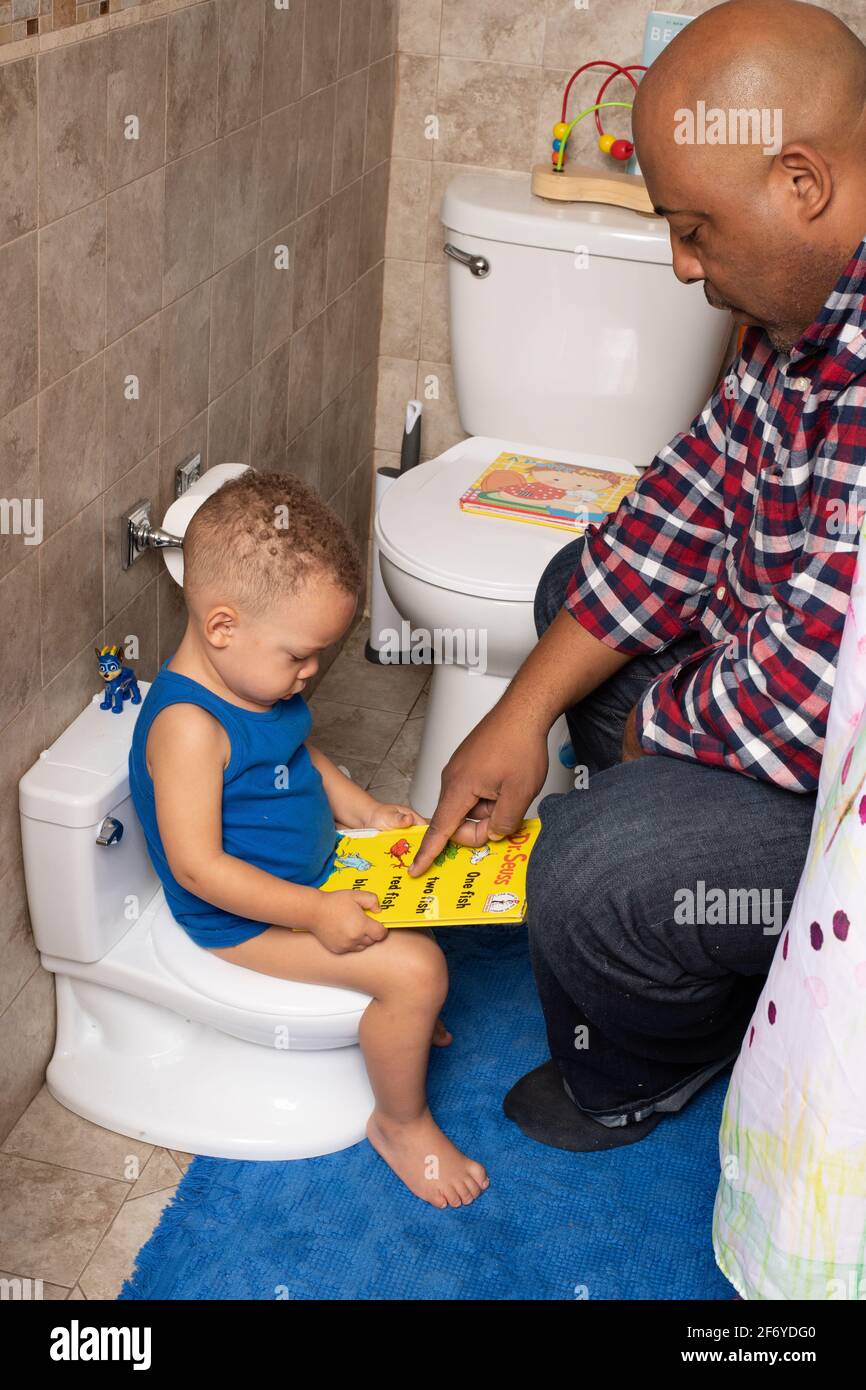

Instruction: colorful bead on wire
[551,60,646,170]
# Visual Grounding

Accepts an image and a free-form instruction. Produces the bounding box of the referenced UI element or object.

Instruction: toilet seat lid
[374,436,636,602]
[151,895,371,1017]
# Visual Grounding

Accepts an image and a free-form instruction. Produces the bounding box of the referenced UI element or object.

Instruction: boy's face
[204,571,358,707]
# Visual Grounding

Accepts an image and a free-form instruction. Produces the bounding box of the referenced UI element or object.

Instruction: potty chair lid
[374,436,637,602]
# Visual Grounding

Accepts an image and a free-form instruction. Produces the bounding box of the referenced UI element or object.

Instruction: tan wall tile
[38,35,106,222]
[0,233,38,415]
[216,0,261,138]
[165,0,217,161]
[0,57,37,244]
[0,0,395,1144]
[106,17,166,190]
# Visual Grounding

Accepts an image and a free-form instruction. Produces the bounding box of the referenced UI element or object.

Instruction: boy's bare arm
[148,705,329,931]
[307,743,379,826]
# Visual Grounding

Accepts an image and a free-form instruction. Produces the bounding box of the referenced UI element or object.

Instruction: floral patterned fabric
[713,520,866,1300]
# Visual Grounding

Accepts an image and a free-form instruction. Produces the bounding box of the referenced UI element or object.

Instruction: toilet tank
[19,689,159,964]
[441,171,733,467]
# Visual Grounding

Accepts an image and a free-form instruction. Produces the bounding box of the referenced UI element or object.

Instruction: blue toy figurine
[96,644,141,714]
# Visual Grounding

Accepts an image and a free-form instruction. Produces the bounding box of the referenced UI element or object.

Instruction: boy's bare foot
[432,1017,452,1047]
[367,1109,490,1209]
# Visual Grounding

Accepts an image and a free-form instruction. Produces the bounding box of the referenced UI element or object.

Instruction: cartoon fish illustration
[334,852,373,872]
[388,837,412,868]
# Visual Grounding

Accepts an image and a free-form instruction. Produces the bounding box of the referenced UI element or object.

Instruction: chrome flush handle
[443,242,491,278]
[96,816,124,847]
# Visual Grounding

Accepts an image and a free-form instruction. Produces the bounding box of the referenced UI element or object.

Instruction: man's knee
[526,783,619,964]
[526,764,681,977]
[534,536,587,637]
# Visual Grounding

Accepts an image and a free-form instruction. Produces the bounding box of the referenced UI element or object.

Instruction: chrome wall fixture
[120,453,201,570]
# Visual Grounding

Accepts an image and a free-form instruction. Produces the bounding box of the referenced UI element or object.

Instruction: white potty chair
[20,689,375,1161]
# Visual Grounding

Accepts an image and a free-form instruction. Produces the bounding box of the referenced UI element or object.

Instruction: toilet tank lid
[441,170,674,264]
[19,683,151,828]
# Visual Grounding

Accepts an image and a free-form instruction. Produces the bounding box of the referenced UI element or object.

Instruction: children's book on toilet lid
[459,452,637,532]
[317,821,541,927]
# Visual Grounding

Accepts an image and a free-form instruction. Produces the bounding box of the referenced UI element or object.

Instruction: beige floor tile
[410,684,429,718]
[331,753,380,790]
[128,1149,183,1200]
[315,643,428,715]
[2,1086,152,1184]
[67,1284,87,1299]
[168,1150,194,1174]
[368,758,412,799]
[342,622,374,663]
[0,1154,128,1288]
[309,697,406,764]
[369,779,416,808]
[79,1186,177,1301]
[0,1269,69,1299]
[385,716,425,778]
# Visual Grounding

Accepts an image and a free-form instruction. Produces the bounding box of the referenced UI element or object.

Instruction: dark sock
[503,1061,665,1152]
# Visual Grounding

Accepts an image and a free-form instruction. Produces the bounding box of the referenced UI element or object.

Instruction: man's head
[182,470,362,707]
[632,0,866,353]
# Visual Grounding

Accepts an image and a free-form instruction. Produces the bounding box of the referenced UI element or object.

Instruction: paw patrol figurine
[96,644,141,714]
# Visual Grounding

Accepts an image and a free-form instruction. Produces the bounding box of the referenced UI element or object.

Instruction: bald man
[408,0,866,1151]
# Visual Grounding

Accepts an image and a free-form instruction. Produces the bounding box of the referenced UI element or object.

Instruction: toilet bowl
[374,171,733,817]
[20,697,376,1162]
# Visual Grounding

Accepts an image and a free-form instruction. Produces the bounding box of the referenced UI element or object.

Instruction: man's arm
[407,609,634,875]
[631,398,866,791]
[563,371,731,654]
[408,372,735,876]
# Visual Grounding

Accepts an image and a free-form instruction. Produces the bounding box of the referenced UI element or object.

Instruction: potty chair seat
[151,894,371,1047]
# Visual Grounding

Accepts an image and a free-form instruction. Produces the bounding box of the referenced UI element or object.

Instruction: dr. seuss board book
[459,453,636,533]
[319,821,541,926]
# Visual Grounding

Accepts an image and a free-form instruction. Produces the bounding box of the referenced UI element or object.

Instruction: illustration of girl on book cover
[469,458,630,525]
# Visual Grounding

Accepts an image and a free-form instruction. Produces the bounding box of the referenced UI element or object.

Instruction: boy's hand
[364,801,427,831]
[312,889,387,954]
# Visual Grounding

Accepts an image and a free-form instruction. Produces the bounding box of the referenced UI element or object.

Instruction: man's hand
[407,606,634,879]
[621,703,647,761]
[407,704,549,877]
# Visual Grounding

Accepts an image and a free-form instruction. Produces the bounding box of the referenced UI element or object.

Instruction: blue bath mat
[119,926,733,1301]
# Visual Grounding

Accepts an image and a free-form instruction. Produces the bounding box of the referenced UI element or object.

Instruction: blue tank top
[129,662,338,948]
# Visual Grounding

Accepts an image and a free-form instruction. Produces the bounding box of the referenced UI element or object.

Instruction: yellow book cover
[319,820,541,926]
[459,451,636,532]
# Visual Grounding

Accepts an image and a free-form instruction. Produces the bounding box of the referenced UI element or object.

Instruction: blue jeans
[527,536,817,1123]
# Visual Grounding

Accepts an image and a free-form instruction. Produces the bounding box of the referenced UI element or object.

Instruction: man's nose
[670,238,703,285]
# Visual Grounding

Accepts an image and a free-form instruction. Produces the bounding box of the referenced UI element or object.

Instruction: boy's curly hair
[183,470,363,611]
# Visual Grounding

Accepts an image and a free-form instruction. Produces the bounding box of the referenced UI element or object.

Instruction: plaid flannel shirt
[566,232,866,792]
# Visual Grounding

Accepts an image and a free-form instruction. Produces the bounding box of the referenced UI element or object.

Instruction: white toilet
[375,170,732,816]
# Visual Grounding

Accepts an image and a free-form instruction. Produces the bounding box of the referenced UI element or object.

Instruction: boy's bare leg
[432,1017,452,1046]
[417,928,451,1046]
[210,927,488,1209]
